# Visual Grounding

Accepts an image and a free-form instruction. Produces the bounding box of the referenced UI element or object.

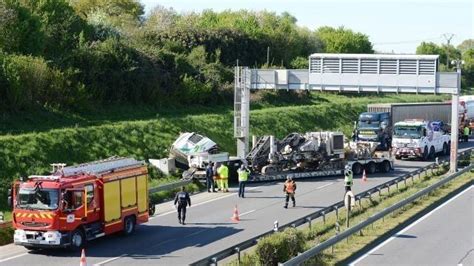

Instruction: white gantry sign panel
[246,54,459,94]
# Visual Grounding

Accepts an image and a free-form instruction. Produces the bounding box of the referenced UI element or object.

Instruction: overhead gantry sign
[234,53,461,172]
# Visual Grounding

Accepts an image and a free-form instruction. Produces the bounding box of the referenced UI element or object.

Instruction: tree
[461,48,474,90]
[21,0,90,62]
[69,0,144,33]
[416,42,460,68]
[457,39,474,54]
[0,1,45,55]
[316,26,373,54]
[69,0,143,19]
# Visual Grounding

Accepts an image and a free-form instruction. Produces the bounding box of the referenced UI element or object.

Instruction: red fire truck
[8,157,149,249]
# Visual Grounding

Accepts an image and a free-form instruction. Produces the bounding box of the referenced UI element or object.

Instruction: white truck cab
[392,120,450,160]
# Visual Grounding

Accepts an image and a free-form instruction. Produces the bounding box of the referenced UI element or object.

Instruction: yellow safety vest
[238,169,249,182]
[218,165,229,178]
[344,173,353,186]
[464,127,470,136]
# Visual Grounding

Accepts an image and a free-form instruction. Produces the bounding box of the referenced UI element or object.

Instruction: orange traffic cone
[80,249,87,266]
[231,205,240,222]
[362,169,367,182]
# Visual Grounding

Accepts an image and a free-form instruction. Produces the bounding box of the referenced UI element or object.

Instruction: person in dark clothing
[206,162,217,192]
[174,186,191,225]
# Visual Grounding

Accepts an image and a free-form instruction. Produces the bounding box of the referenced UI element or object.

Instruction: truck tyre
[422,146,429,161]
[395,155,401,160]
[429,146,436,159]
[380,160,391,173]
[123,216,136,236]
[352,163,362,175]
[70,229,85,250]
[442,143,449,156]
[366,162,376,174]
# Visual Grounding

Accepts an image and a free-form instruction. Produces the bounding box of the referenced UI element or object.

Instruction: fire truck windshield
[17,188,59,210]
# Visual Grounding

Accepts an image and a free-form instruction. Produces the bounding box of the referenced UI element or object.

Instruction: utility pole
[442,33,454,69]
[266,46,270,66]
[450,59,464,174]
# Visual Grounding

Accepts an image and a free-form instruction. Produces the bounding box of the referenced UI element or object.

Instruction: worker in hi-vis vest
[344,168,353,192]
[463,125,470,142]
[237,165,249,198]
[283,176,297,208]
[217,163,229,192]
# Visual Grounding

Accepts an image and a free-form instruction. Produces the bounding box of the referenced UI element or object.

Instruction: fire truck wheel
[70,229,85,250]
[123,216,136,235]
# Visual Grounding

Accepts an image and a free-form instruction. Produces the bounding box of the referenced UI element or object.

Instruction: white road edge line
[93,253,128,266]
[349,185,473,266]
[96,187,262,264]
[0,252,28,264]
[239,209,256,217]
[316,183,334,189]
[150,186,261,220]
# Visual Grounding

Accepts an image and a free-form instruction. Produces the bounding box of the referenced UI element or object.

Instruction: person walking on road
[218,163,229,192]
[283,176,296,208]
[174,186,191,225]
[344,167,353,192]
[213,162,220,191]
[206,162,217,192]
[237,165,250,198]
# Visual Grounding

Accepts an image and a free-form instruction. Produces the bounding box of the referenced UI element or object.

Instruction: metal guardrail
[191,147,473,266]
[281,163,473,266]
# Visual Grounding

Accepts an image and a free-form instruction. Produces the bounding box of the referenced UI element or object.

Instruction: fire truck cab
[10,157,149,250]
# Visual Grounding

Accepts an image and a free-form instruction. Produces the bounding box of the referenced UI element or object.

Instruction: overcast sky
[139,0,473,54]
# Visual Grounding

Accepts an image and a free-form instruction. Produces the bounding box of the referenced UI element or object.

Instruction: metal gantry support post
[235,67,250,158]
[449,62,462,173]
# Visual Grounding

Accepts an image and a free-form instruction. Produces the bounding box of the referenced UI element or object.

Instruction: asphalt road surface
[0,142,472,266]
[351,185,473,266]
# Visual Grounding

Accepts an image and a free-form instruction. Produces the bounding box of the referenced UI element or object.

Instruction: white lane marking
[97,187,262,264]
[316,183,334,189]
[93,254,128,266]
[150,186,261,220]
[239,209,256,217]
[0,252,28,264]
[91,183,332,265]
[350,185,473,266]
[95,229,212,265]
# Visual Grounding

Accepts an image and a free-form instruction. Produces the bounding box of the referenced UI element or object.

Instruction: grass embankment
[0,93,448,215]
[232,160,473,265]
